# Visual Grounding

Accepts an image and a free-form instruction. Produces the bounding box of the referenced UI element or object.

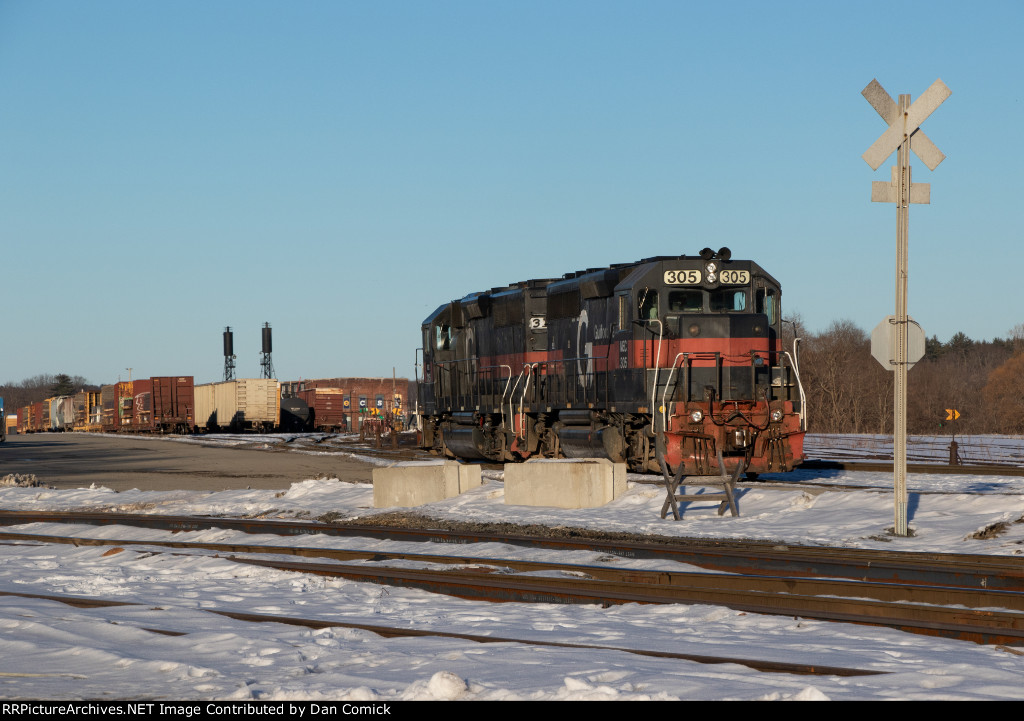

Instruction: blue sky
[1,1,1021,386]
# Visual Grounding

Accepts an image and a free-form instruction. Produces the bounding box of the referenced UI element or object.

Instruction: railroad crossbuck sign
[863,78,950,202]
[862,78,950,539]
[863,78,950,172]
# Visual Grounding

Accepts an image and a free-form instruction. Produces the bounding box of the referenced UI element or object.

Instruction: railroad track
[3,511,1024,646]
[798,459,1024,477]
[0,588,880,677]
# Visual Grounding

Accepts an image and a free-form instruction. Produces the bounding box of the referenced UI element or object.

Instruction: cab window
[668,290,703,312]
[639,289,659,320]
[756,288,777,324]
[710,289,747,312]
[434,324,451,350]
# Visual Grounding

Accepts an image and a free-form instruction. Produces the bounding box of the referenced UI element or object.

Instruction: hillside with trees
[791,318,1018,435]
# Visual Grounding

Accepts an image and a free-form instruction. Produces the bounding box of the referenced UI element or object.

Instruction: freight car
[417,248,806,477]
[17,377,281,435]
[194,379,280,432]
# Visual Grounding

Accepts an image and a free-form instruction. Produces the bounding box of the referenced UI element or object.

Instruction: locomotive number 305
[663,270,701,285]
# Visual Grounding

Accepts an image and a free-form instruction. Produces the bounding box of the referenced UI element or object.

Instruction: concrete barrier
[372,460,481,508]
[504,458,627,508]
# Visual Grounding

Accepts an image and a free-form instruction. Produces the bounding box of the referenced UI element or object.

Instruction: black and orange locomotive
[417,248,805,477]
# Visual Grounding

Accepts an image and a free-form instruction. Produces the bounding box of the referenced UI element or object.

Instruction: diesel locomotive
[417,248,805,477]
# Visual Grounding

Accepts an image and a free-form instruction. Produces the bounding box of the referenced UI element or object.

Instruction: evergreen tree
[49,374,76,396]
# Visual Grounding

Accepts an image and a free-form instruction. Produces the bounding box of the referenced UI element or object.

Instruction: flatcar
[417,248,806,477]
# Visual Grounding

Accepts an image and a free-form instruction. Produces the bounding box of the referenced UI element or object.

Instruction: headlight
[705,261,717,274]
[689,410,704,423]
[770,409,784,422]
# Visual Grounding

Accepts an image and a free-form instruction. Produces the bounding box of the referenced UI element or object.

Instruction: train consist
[417,248,806,477]
[15,378,278,435]
[15,377,405,435]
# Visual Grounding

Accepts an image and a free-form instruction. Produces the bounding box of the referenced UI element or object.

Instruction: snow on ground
[2,435,1024,700]
[804,433,1024,466]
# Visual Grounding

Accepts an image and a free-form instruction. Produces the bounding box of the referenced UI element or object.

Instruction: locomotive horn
[717,247,732,262]
[699,248,715,260]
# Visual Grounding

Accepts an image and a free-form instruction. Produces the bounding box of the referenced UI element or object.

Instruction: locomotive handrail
[489,364,512,431]
[537,353,611,364]
[781,345,807,431]
[536,354,610,409]
[507,370,526,434]
[660,353,687,430]
[642,319,664,416]
[518,363,539,439]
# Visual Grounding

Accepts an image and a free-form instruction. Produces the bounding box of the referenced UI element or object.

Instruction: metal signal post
[862,78,950,536]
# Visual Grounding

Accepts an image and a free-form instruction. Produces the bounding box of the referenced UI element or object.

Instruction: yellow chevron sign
[945,409,960,421]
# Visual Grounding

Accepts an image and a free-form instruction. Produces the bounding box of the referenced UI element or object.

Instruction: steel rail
[799,459,1024,476]
[225,557,1024,646]
[0,590,882,677]
[3,530,1023,612]
[1,511,1022,590]
[5,530,1024,646]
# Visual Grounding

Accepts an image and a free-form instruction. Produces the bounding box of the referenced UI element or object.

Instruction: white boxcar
[48,396,75,431]
[195,379,279,432]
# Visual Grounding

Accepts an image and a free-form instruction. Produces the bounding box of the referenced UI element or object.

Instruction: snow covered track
[4,480,1024,698]
[5,518,1024,646]
[2,510,1023,587]
[0,588,882,678]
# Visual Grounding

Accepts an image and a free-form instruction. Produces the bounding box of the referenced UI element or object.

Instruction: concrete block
[504,457,627,508]
[372,460,481,508]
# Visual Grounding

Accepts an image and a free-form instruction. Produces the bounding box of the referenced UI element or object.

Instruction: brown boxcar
[124,379,152,431]
[299,387,348,431]
[150,376,195,433]
[30,402,44,432]
[101,382,134,432]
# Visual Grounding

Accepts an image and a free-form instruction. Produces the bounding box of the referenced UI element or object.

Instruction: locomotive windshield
[668,290,702,312]
[709,288,747,312]
[662,288,748,313]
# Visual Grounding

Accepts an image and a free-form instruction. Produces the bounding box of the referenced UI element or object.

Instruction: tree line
[0,374,93,415]
[788,318,1024,435]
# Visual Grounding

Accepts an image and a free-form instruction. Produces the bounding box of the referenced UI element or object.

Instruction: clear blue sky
[2,1,1021,386]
